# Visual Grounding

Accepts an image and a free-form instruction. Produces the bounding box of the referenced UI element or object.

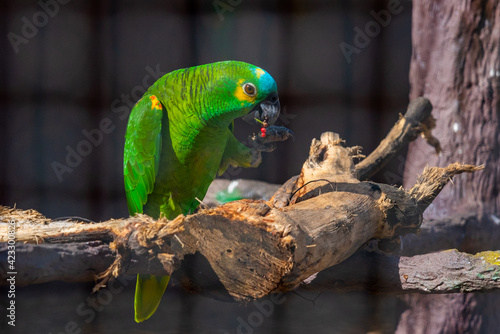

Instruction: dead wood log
[0,159,485,299]
[0,97,486,301]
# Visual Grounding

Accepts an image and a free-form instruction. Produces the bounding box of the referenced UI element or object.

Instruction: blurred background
[0,0,412,333]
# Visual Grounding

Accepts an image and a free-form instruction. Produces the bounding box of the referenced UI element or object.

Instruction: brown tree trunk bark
[400,1,500,333]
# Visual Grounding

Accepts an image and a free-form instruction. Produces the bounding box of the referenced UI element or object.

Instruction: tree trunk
[400,1,500,333]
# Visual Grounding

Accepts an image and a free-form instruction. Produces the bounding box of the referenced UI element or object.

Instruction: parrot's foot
[251,125,294,148]
[249,125,294,167]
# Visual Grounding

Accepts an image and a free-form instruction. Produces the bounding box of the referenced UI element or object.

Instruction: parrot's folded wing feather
[124,95,163,215]
[124,95,173,323]
[134,274,170,323]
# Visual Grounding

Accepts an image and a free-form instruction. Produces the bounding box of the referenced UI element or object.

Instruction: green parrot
[123,60,292,322]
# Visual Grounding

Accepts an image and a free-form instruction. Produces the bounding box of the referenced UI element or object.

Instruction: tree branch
[270,97,438,207]
[0,98,489,301]
[354,97,439,181]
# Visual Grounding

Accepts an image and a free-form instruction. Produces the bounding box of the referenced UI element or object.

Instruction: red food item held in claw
[260,127,266,137]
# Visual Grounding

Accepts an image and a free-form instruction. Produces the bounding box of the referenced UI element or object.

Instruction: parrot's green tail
[134,274,170,323]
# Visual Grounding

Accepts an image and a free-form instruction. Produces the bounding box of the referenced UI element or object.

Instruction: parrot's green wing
[123,94,171,323]
[124,95,163,215]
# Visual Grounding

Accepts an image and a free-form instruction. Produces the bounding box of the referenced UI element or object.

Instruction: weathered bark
[0,138,422,300]
[399,1,500,333]
[0,116,485,303]
[0,96,490,308]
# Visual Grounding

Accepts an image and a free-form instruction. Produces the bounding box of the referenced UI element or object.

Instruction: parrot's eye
[243,83,256,96]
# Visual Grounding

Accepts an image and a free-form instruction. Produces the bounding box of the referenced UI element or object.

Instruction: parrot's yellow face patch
[149,96,163,110]
[234,79,257,104]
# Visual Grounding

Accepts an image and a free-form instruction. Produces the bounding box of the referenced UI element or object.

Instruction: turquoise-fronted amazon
[123,60,292,322]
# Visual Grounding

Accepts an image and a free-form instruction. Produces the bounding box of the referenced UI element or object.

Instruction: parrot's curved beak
[242,94,280,126]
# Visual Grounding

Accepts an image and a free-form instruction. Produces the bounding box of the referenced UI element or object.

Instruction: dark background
[1,0,412,333]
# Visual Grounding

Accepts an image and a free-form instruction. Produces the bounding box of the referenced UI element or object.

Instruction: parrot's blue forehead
[253,67,277,93]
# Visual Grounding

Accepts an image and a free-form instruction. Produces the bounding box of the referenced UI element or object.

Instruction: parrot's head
[210,61,281,127]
